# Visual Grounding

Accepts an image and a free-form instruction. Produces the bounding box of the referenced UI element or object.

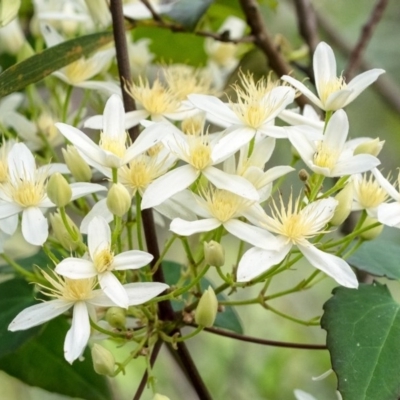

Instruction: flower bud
[62,145,92,182]
[195,286,218,328]
[0,0,20,27]
[105,307,126,329]
[330,183,353,226]
[47,173,72,207]
[49,212,82,251]
[204,241,225,267]
[354,138,384,157]
[91,344,115,376]
[359,216,383,240]
[153,394,170,400]
[106,183,131,217]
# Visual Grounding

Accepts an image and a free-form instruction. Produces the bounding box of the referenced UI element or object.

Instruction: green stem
[62,85,73,123]
[135,192,144,251]
[308,174,325,202]
[0,254,36,280]
[159,325,203,344]
[151,235,177,274]
[261,302,320,326]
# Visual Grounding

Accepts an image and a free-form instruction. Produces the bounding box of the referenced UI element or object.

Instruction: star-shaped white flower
[288,109,380,177]
[282,42,384,111]
[56,216,153,308]
[237,196,358,288]
[8,270,168,364]
[0,143,106,246]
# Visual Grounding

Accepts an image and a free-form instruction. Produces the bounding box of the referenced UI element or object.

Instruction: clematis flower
[282,42,384,111]
[288,109,380,177]
[56,94,167,171]
[55,216,154,308]
[237,196,358,288]
[8,270,168,364]
[0,143,106,246]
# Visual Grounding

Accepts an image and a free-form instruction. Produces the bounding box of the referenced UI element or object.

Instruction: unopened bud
[195,286,218,328]
[49,212,81,251]
[107,183,131,217]
[204,241,225,267]
[354,138,384,157]
[47,173,72,207]
[153,395,170,400]
[62,145,92,182]
[330,183,353,226]
[0,0,20,27]
[359,216,383,240]
[91,344,115,376]
[298,169,309,182]
[105,307,126,329]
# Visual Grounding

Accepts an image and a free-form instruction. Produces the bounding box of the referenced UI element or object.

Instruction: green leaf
[0,279,40,358]
[0,318,112,400]
[162,260,243,333]
[321,282,400,400]
[0,31,113,97]
[347,239,400,279]
[166,0,214,30]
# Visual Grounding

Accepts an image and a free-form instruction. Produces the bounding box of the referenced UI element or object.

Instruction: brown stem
[344,0,389,80]
[239,0,310,108]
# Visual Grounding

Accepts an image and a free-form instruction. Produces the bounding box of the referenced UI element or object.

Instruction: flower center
[93,248,114,273]
[313,142,339,170]
[319,76,347,105]
[186,136,212,170]
[99,131,127,158]
[209,42,237,67]
[64,58,99,84]
[354,175,387,209]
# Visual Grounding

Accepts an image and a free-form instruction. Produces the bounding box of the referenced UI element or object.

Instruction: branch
[238,0,310,108]
[345,0,389,80]
[293,0,319,55]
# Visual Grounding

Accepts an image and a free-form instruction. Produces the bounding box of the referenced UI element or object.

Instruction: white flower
[123,0,172,20]
[288,109,380,177]
[56,95,167,171]
[0,143,106,245]
[141,125,259,209]
[56,216,153,308]
[237,196,358,288]
[282,42,384,111]
[8,270,168,364]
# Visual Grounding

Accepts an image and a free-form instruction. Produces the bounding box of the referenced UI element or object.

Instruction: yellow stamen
[319,76,347,105]
[99,130,127,158]
[353,174,388,209]
[313,142,339,170]
[93,248,114,273]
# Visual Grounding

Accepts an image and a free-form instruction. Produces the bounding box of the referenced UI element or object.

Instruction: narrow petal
[256,166,295,188]
[203,167,259,201]
[287,131,316,168]
[141,165,198,209]
[113,250,153,270]
[299,243,358,288]
[248,136,276,167]
[170,218,220,235]
[75,80,121,96]
[124,282,169,305]
[9,299,72,331]
[124,109,151,129]
[55,258,96,279]
[103,94,125,139]
[333,154,380,177]
[278,109,324,129]
[325,89,354,111]
[313,42,337,96]
[324,109,349,152]
[22,207,48,246]
[98,272,129,309]
[0,202,22,219]
[377,202,400,228]
[346,69,385,104]
[80,198,113,234]
[8,143,36,182]
[83,114,103,130]
[237,244,291,282]
[294,389,318,400]
[281,76,323,109]
[88,216,111,259]
[70,183,107,200]
[64,302,91,364]
[372,168,400,201]
[0,214,18,235]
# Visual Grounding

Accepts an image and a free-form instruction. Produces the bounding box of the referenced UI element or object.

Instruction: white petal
[88,216,111,259]
[237,244,291,282]
[203,167,259,201]
[247,136,276,167]
[113,250,153,270]
[333,154,380,177]
[0,202,22,219]
[64,302,91,364]
[301,198,337,230]
[373,168,400,201]
[346,69,385,104]
[377,202,400,228]
[313,42,337,96]
[70,182,107,200]
[294,389,318,400]
[256,166,295,188]
[8,143,36,182]
[55,258,96,279]
[281,76,323,109]
[75,80,121,96]
[123,282,169,305]
[103,94,125,139]
[83,114,103,130]
[141,165,198,209]
[41,163,70,176]
[22,207,48,246]
[278,109,324,129]
[0,214,18,235]
[80,198,113,234]
[324,109,348,152]
[124,109,151,128]
[98,272,129,309]
[8,299,72,331]
[170,218,220,235]
[288,130,315,168]
[325,89,354,111]
[299,243,358,288]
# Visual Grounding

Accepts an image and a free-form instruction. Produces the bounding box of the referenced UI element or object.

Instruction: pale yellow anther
[93,248,114,274]
[353,174,387,209]
[99,130,127,158]
[319,76,347,105]
[313,142,340,170]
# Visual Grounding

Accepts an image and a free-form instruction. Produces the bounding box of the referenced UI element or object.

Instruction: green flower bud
[47,173,72,207]
[354,138,384,157]
[91,344,115,376]
[0,0,20,27]
[153,394,170,400]
[49,212,81,251]
[330,183,353,226]
[204,241,225,267]
[105,307,127,329]
[195,286,218,328]
[106,183,131,217]
[359,216,383,240]
[62,145,92,182]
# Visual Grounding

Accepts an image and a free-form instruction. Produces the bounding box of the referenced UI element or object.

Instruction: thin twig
[203,326,327,350]
[293,0,319,54]
[239,0,310,108]
[345,0,389,80]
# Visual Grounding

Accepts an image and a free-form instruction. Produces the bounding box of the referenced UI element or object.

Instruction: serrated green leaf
[162,260,243,333]
[0,318,112,400]
[321,282,400,400]
[0,279,40,358]
[348,240,400,279]
[166,0,214,30]
[0,31,113,97]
